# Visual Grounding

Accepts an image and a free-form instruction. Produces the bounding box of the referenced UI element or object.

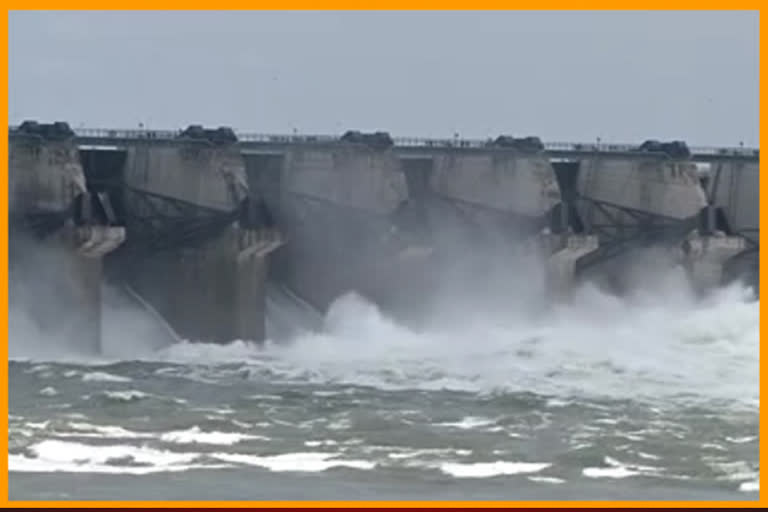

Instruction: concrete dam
[8,121,760,348]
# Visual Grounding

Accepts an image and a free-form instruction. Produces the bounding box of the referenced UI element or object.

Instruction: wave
[9,440,218,475]
[440,461,551,478]
[9,271,759,408]
[9,439,375,475]
[155,281,757,407]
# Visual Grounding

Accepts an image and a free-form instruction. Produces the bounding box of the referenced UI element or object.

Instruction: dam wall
[280,144,407,214]
[703,160,759,245]
[95,131,281,344]
[429,152,559,218]
[569,152,745,290]
[575,156,707,226]
[409,150,561,247]
[245,140,432,321]
[10,122,759,349]
[397,146,596,300]
[700,160,759,287]
[9,123,125,352]
[122,225,270,342]
[9,132,85,217]
[122,142,249,212]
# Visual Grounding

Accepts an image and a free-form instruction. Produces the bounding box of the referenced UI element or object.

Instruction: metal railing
[8,125,758,156]
[74,127,182,139]
[237,132,338,144]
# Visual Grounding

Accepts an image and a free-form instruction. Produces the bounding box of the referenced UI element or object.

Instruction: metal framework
[115,186,241,255]
[570,195,698,274]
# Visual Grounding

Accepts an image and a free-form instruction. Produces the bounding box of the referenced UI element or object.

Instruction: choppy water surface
[8,280,760,500]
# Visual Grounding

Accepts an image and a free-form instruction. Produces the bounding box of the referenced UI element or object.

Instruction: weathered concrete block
[9,130,124,354]
[430,152,560,218]
[125,224,279,343]
[9,137,86,215]
[539,232,600,297]
[680,231,747,292]
[282,145,408,215]
[702,160,759,245]
[123,143,248,213]
[576,156,707,228]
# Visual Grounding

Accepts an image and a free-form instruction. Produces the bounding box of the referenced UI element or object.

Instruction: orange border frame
[1,8,762,508]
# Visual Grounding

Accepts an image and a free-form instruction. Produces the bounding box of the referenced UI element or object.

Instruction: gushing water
[8,245,759,500]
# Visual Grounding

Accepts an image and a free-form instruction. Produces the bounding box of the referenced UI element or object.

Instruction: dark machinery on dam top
[635,139,691,159]
[340,130,394,150]
[488,135,545,153]
[178,125,238,145]
[15,120,75,140]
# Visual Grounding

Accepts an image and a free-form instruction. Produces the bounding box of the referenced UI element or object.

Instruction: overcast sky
[8,10,759,146]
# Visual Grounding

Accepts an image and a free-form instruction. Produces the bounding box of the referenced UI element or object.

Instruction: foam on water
[528,476,566,484]
[435,417,498,429]
[159,426,269,445]
[81,372,132,383]
[386,448,472,460]
[726,436,757,444]
[740,480,759,492]
[582,466,639,479]
[210,452,376,472]
[9,265,758,412]
[582,456,663,480]
[100,390,150,402]
[64,422,153,439]
[636,452,661,461]
[305,440,339,447]
[8,258,759,494]
[440,461,551,478]
[9,440,216,474]
[37,422,268,446]
[145,280,759,409]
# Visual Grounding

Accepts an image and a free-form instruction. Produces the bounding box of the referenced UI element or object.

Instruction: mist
[8,200,758,412]
[8,230,176,362]
[261,224,756,408]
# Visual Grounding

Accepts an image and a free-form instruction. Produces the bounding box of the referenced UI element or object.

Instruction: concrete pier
[574,154,706,235]
[699,160,759,289]
[245,134,433,320]
[680,231,747,292]
[9,122,125,352]
[398,142,599,297]
[122,224,276,342]
[539,232,600,297]
[428,150,559,233]
[102,127,282,343]
[571,148,745,291]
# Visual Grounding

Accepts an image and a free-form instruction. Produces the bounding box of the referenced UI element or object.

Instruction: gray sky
[9,10,759,146]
